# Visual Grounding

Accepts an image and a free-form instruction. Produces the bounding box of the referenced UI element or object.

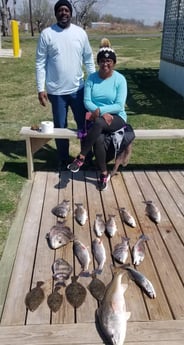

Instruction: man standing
[36,0,95,169]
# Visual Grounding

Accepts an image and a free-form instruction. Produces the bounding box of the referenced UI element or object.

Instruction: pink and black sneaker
[98,173,110,191]
[67,156,84,173]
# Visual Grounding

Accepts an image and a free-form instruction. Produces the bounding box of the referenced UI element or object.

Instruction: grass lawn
[0,33,184,258]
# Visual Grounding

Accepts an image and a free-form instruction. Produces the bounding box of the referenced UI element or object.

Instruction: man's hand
[38,91,48,106]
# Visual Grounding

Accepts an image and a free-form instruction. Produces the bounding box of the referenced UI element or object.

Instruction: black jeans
[81,115,125,172]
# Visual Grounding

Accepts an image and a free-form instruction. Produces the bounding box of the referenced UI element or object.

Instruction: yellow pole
[11,20,20,57]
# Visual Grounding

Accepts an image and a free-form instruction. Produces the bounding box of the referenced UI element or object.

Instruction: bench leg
[25,138,34,180]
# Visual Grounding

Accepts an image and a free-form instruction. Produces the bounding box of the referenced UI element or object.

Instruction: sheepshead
[47,286,63,312]
[144,200,161,224]
[97,267,131,345]
[75,203,88,225]
[106,215,117,237]
[51,199,70,218]
[124,265,156,299]
[120,207,136,228]
[94,214,105,237]
[112,237,130,264]
[65,276,87,308]
[132,234,149,266]
[52,258,73,285]
[73,239,91,272]
[25,281,45,312]
[92,238,106,274]
[46,221,74,249]
[87,273,106,302]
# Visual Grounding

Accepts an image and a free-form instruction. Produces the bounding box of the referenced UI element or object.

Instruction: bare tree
[19,0,54,33]
[0,0,11,36]
[70,0,100,27]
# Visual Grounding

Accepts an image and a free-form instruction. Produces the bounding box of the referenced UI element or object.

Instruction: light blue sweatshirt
[84,70,127,121]
[36,23,95,94]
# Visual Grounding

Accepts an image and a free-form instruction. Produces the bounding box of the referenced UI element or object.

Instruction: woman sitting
[68,39,128,191]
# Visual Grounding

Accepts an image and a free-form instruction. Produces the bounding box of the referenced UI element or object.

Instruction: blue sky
[15,0,166,26]
[98,0,166,25]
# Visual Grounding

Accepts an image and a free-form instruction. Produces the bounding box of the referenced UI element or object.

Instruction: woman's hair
[97,38,116,64]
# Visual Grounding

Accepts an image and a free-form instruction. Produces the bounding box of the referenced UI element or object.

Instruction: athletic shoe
[67,156,84,173]
[98,173,110,191]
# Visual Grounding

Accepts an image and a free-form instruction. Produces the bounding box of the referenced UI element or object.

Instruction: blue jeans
[48,87,86,161]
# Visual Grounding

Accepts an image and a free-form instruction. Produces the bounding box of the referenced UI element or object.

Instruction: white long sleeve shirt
[36,23,95,95]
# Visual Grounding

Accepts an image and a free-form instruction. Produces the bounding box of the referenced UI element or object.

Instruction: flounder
[47,285,63,312]
[87,273,106,301]
[65,276,87,308]
[25,281,45,312]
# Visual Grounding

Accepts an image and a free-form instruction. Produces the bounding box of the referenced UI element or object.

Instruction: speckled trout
[97,267,131,345]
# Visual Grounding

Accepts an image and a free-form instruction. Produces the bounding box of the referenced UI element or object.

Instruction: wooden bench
[20,127,184,180]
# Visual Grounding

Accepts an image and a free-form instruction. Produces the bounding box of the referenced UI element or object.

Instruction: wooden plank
[157,170,184,216]
[0,180,32,317]
[20,127,77,139]
[85,170,112,287]
[25,137,34,180]
[125,170,184,319]
[134,129,184,139]
[1,172,48,326]
[170,170,184,194]
[112,172,172,321]
[52,170,75,324]
[107,172,149,321]
[20,127,184,140]
[145,170,184,282]
[26,172,59,325]
[0,320,184,344]
[72,171,97,323]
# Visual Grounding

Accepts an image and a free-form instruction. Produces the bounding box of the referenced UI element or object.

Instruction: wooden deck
[0,169,184,344]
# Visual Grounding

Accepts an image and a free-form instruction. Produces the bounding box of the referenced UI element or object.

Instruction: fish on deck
[144,200,161,224]
[51,199,70,218]
[105,215,117,237]
[94,214,105,237]
[65,276,87,308]
[52,258,73,285]
[92,238,106,274]
[25,281,45,312]
[124,265,156,299]
[112,237,130,264]
[132,234,149,266]
[97,267,131,345]
[46,221,74,249]
[75,203,88,226]
[73,239,91,273]
[120,207,136,228]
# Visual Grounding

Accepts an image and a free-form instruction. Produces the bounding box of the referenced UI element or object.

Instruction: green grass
[0,33,184,258]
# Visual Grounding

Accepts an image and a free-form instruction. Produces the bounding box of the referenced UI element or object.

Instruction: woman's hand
[91,108,100,120]
[102,113,113,125]
[86,108,100,121]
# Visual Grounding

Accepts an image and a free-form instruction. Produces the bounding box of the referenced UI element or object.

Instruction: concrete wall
[159,60,184,97]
